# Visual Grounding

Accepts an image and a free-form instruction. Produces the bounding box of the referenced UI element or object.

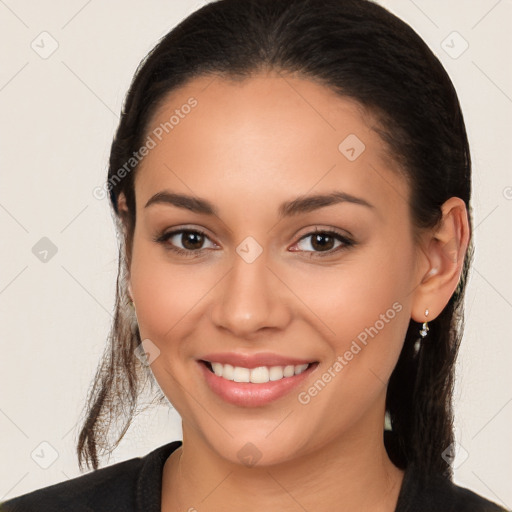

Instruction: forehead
[134,72,409,217]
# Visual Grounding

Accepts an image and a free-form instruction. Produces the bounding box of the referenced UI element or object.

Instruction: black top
[0,440,507,511]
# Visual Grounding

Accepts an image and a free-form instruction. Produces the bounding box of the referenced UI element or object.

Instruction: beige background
[0,0,511,507]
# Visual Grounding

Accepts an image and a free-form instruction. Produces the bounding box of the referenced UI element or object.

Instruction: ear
[411,197,470,323]
[117,191,130,222]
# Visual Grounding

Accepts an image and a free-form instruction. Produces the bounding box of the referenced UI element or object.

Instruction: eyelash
[153,227,355,259]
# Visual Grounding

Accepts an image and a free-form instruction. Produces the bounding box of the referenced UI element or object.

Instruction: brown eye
[179,231,206,250]
[310,233,336,251]
[154,228,218,257]
[293,229,354,257]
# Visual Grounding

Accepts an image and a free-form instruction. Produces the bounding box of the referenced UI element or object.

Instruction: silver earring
[419,308,429,338]
[414,308,429,354]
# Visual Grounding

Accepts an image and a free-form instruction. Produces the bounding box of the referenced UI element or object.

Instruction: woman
[1,0,507,510]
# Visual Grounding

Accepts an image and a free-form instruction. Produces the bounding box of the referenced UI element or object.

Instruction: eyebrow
[144,190,374,217]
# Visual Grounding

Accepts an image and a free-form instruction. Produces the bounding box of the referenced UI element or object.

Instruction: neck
[162,416,404,512]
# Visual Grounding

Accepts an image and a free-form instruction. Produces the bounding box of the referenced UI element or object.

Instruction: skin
[117,70,469,512]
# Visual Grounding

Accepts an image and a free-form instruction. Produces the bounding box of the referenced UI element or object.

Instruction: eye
[154,226,355,259]
[291,228,354,257]
[154,228,218,257]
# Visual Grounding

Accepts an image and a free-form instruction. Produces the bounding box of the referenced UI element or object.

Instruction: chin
[204,431,313,469]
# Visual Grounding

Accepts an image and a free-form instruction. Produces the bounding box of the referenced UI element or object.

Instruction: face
[126,71,423,466]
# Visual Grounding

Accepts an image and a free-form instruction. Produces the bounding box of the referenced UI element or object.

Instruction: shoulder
[438,482,508,512]
[0,457,141,512]
[396,464,509,512]
[0,441,182,512]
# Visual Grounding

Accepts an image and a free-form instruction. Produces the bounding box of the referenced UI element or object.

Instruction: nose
[209,248,292,338]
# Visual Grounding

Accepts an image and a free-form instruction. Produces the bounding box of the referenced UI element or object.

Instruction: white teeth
[222,363,234,380]
[233,366,250,382]
[269,366,283,381]
[207,361,310,383]
[250,366,269,384]
[211,362,223,377]
[283,365,295,377]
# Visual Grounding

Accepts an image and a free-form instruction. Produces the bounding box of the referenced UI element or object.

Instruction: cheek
[132,261,200,340]
[294,249,412,339]
[289,252,413,428]
[129,236,225,354]
[290,242,414,390]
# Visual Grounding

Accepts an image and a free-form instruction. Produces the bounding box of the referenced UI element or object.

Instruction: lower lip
[198,361,318,407]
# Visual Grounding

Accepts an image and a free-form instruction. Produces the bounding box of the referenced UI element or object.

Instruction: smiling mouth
[200,360,318,384]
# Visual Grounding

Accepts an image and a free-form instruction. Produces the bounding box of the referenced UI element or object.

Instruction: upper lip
[200,352,315,369]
